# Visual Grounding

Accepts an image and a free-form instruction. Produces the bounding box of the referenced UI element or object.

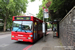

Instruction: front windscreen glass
[12,21,33,32]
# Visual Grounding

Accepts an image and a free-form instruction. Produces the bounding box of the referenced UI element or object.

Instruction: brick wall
[59,6,75,49]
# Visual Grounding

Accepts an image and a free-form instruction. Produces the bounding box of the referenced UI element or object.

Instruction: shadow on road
[14,41,33,45]
[12,34,49,45]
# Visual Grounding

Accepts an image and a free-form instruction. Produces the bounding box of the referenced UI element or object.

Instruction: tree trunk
[3,9,9,32]
[10,27,12,31]
[3,16,7,31]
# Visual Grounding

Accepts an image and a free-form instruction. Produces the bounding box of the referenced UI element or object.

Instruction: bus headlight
[11,35,14,37]
[28,37,31,39]
[29,35,33,37]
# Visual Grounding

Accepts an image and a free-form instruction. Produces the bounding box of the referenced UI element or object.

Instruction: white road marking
[0,34,11,39]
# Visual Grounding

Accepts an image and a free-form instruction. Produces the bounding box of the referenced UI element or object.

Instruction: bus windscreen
[12,21,33,32]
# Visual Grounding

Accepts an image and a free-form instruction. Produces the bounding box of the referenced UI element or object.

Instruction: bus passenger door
[33,22,38,41]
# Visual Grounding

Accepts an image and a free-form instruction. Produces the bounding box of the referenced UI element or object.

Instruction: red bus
[11,16,47,43]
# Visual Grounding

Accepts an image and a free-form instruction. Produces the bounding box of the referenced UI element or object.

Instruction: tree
[36,0,51,22]
[49,0,75,21]
[0,0,28,31]
[37,0,75,21]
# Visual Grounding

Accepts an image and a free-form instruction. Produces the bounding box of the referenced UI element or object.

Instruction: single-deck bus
[11,16,47,43]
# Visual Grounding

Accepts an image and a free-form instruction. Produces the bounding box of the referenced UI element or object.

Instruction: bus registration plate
[18,39,23,41]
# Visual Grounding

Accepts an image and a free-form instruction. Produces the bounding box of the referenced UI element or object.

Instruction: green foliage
[0,0,28,31]
[49,0,75,21]
[37,0,75,21]
[47,23,52,29]
[30,0,35,2]
[36,7,43,20]
[36,0,51,21]
[49,0,65,12]
[42,0,48,8]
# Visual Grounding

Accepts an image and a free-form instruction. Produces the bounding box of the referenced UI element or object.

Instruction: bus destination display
[15,17,31,20]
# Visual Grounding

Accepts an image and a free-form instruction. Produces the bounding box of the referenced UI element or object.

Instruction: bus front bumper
[11,37,33,43]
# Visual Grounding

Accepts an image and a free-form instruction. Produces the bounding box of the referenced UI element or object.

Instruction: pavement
[29,31,64,50]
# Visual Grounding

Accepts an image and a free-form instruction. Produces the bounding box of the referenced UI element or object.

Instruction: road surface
[0,34,33,50]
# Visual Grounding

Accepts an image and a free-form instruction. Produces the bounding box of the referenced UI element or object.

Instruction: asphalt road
[0,34,33,50]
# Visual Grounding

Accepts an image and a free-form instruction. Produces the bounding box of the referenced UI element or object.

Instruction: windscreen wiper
[15,28,27,33]
[15,27,20,32]
[24,30,27,33]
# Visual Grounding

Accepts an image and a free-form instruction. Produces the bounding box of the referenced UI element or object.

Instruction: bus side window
[38,22,42,31]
